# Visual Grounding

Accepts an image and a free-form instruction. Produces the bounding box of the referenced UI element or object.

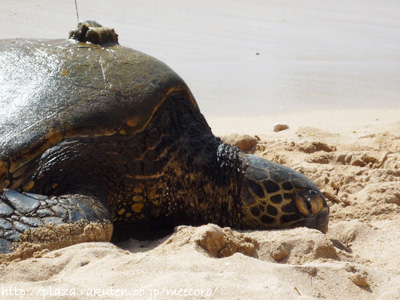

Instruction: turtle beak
[304,207,329,233]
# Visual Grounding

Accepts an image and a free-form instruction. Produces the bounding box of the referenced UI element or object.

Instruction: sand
[1,120,400,300]
[1,1,400,299]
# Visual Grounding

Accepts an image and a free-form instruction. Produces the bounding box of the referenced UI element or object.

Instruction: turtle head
[239,155,329,233]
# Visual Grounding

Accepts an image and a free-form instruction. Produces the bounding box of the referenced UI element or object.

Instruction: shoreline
[1,0,399,117]
[208,107,400,137]
[1,1,400,299]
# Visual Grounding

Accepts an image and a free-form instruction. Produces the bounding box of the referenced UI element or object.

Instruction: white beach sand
[1,1,400,299]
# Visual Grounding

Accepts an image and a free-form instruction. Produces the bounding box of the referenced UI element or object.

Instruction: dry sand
[1,113,400,300]
[1,1,400,299]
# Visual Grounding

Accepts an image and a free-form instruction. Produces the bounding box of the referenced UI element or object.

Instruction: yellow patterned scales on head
[0,21,329,257]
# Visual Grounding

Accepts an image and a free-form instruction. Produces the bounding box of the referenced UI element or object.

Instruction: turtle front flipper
[0,189,112,257]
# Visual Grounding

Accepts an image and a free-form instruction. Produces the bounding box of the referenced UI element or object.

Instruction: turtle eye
[295,190,325,217]
[295,195,311,217]
[309,194,324,214]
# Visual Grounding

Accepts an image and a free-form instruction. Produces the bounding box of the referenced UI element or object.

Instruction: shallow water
[1,0,399,117]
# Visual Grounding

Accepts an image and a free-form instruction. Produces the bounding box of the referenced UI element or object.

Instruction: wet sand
[1,0,399,116]
[1,1,400,299]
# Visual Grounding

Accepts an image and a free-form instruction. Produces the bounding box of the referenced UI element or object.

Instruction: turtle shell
[0,38,197,184]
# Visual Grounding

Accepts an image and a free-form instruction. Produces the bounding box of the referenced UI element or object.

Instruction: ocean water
[1,0,399,117]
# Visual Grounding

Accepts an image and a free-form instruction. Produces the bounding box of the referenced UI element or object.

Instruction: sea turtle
[0,21,329,257]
